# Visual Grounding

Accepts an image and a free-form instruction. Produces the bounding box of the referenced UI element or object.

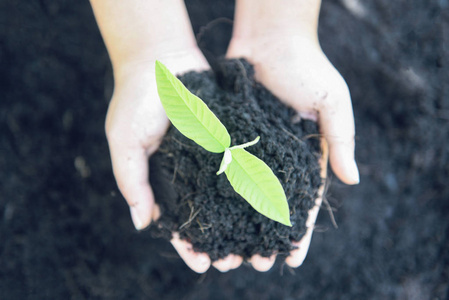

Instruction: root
[321,176,339,229]
[196,219,212,234]
[196,17,233,45]
[171,161,178,183]
[280,127,307,146]
[179,202,202,230]
[302,133,323,141]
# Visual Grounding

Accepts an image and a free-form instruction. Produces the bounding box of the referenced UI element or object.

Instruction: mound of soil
[150,59,322,260]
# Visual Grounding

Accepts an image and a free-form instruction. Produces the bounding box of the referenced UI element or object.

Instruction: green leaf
[155,60,231,153]
[224,148,291,226]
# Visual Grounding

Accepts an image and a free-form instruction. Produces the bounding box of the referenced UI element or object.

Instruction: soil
[149,59,322,261]
[1,0,448,299]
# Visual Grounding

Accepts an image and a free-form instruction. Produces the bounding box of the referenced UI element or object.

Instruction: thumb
[109,142,155,230]
[318,84,359,185]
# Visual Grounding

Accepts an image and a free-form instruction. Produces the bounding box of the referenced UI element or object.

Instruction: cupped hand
[227,35,358,185]
[224,34,358,271]
[106,47,220,273]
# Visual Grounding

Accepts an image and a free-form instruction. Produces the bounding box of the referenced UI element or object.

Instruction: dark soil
[1,0,448,299]
[150,59,321,261]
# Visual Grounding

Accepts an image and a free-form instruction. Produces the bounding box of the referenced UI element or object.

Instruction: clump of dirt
[150,59,322,261]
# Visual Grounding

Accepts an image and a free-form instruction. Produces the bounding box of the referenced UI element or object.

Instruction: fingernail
[130,206,143,230]
[348,160,360,184]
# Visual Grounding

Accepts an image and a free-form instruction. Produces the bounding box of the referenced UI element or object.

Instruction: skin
[90,0,358,273]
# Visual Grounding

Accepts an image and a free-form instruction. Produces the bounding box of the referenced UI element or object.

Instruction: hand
[227,35,358,185]
[225,33,358,270]
[285,140,328,268]
[106,48,219,273]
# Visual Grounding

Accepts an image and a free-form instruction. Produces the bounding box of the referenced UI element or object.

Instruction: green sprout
[155,61,291,226]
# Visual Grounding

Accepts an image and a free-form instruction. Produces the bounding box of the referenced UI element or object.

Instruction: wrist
[227,33,321,65]
[231,0,321,50]
[113,45,209,86]
[91,0,202,72]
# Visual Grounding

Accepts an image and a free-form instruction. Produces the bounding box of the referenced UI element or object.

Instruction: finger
[230,255,244,269]
[318,83,359,185]
[287,138,328,268]
[286,193,320,268]
[108,142,154,230]
[171,233,211,273]
[249,254,276,272]
[212,254,243,272]
[286,228,313,268]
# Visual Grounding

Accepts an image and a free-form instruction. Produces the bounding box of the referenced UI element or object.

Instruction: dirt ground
[1,0,448,299]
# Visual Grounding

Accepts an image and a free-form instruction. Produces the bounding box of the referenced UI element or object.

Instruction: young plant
[155,61,291,226]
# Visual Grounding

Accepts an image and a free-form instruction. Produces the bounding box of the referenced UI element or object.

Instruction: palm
[247,38,348,119]
[106,70,169,158]
[228,35,357,184]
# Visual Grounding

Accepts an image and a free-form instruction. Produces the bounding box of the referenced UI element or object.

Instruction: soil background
[1,0,448,299]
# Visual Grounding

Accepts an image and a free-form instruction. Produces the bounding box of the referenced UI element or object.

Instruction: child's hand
[106,48,222,273]
[225,32,358,271]
[227,35,358,185]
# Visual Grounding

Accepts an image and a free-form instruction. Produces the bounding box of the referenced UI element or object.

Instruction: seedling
[155,61,291,226]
